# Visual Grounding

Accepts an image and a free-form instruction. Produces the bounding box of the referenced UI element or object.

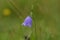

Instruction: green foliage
[0,0,60,40]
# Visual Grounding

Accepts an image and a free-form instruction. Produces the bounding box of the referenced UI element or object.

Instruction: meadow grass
[0,0,60,40]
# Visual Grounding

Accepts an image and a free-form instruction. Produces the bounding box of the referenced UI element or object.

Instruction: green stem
[35,21,37,40]
[6,0,23,19]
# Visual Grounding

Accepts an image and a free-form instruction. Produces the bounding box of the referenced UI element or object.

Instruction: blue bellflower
[22,16,32,27]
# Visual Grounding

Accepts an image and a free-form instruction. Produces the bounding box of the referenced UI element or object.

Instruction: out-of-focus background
[0,0,60,40]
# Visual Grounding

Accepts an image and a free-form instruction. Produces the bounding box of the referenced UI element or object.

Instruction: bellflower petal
[22,16,32,27]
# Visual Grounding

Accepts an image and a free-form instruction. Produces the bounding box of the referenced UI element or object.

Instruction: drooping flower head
[22,16,32,27]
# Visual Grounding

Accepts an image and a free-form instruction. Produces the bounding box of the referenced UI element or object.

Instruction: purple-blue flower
[22,16,32,27]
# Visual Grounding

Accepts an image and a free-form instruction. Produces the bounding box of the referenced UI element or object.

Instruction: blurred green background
[0,0,60,40]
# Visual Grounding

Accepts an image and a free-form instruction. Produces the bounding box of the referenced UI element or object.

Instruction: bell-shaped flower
[22,16,32,27]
